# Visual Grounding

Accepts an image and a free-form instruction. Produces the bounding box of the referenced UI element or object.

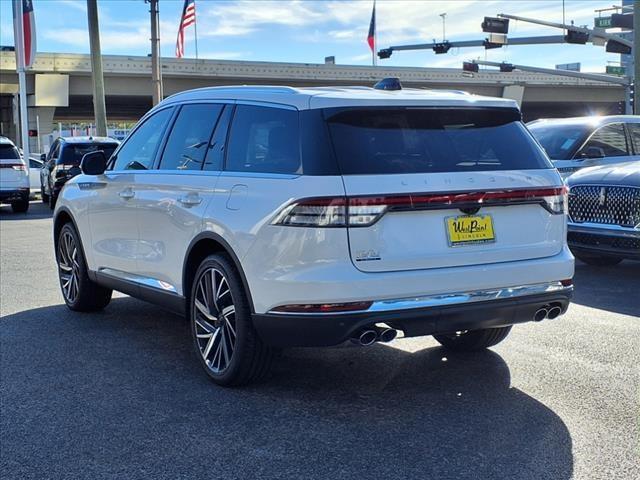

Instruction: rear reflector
[560,279,573,287]
[271,301,373,314]
[273,187,567,228]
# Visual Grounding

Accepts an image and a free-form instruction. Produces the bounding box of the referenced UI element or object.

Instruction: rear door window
[324,107,551,174]
[112,108,173,171]
[226,105,301,174]
[579,123,629,158]
[159,103,223,171]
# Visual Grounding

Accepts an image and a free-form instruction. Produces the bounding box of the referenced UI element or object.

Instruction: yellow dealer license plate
[446,214,495,246]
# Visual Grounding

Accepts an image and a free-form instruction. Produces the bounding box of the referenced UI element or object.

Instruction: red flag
[176,0,196,58]
[367,1,376,52]
[12,0,36,68]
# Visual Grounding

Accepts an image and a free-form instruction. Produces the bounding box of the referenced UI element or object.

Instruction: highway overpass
[0,52,625,152]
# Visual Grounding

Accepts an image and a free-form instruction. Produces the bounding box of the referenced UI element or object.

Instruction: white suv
[53,85,574,386]
[0,136,30,213]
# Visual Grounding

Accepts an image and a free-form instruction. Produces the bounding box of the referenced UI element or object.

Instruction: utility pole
[87,0,107,136]
[148,0,163,105]
[440,13,447,42]
[634,0,639,113]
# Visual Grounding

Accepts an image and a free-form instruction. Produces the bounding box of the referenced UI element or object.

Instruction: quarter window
[579,123,628,158]
[226,105,300,174]
[160,104,223,170]
[627,123,640,154]
[112,108,173,170]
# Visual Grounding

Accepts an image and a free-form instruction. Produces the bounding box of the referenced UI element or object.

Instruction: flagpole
[372,0,377,67]
[13,0,30,171]
[194,0,199,61]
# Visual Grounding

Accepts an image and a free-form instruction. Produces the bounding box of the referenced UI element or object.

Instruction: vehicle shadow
[571,260,640,317]
[1,298,573,480]
[0,201,52,221]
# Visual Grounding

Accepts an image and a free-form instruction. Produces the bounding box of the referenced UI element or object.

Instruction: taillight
[273,187,567,228]
[0,163,26,171]
[272,197,346,227]
[270,301,373,314]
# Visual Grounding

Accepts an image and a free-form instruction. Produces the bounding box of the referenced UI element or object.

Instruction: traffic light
[378,48,393,59]
[611,13,633,29]
[433,42,451,54]
[606,39,632,55]
[463,61,479,73]
[630,83,635,114]
[481,17,509,34]
[564,30,589,44]
[483,40,503,50]
[499,63,515,72]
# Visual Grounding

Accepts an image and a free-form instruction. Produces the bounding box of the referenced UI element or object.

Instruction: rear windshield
[59,143,118,165]
[0,144,20,160]
[324,107,551,175]
[527,123,592,160]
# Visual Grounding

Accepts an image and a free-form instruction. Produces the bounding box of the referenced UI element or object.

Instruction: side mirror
[580,146,605,159]
[40,153,46,161]
[81,150,107,175]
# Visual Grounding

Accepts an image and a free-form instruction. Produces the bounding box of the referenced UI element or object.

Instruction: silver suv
[53,85,574,386]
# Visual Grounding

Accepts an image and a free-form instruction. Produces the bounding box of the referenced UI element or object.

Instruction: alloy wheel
[58,230,80,303]
[193,268,237,373]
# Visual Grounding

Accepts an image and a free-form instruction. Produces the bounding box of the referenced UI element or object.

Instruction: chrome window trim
[568,223,640,236]
[268,281,573,316]
[98,268,177,293]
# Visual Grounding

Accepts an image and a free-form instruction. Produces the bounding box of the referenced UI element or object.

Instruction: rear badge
[355,249,381,262]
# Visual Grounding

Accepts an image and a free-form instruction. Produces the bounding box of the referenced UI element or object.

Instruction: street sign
[556,62,581,72]
[595,16,613,29]
[606,65,626,75]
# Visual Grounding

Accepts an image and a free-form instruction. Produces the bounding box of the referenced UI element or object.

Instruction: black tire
[190,253,273,386]
[41,185,49,203]
[574,252,623,267]
[433,326,512,352]
[11,199,29,213]
[56,222,112,312]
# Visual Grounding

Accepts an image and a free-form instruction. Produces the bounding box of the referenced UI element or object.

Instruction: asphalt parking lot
[1,202,638,480]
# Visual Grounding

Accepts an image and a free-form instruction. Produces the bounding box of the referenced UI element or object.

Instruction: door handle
[119,188,135,200]
[178,194,202,207]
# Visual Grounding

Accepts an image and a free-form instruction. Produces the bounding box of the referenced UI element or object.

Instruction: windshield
[527,123,591,160]
[324,107,551,175]
[59,143,118,165]
[0,144,20,160]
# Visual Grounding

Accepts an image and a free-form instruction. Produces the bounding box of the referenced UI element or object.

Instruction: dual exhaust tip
[534,304,563,322]
[352,326,397,346]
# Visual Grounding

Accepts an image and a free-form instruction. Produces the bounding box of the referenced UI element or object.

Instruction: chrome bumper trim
[568,223,640,238]
[269,281,573,316]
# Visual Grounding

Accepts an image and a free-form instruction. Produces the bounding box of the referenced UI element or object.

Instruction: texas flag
[367,1,376,53]
[12,0,36,68]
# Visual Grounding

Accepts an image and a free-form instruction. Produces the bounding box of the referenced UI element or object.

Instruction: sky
[0,0,627,72]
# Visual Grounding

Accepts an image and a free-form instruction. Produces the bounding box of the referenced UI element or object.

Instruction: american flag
[176,0,196,58]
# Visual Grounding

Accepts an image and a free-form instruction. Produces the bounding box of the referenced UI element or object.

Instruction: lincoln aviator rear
[52,85,574,386]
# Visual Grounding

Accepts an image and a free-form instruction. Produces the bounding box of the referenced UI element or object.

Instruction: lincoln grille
[568,185,640,228]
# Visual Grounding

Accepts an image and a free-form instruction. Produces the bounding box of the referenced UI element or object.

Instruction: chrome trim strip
[268,281,573,316]
[568,222,640,237]
[98,268,178,293]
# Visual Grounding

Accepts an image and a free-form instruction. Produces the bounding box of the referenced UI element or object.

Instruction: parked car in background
[567,161,640,266]
[52,85,574,386]
[0,136,29,213]
[527,115,640,178]
[41,136,119,208]
[28,157,43,197]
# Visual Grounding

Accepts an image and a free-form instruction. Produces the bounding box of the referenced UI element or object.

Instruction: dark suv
[41,136,119,208]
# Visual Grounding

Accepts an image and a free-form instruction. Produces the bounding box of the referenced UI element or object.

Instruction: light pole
[440,13,447,42]
[147,0,163,106]
[87,0,107,137]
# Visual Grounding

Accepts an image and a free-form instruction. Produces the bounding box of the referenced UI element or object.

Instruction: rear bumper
[253,283,573,347]
[568,224,640,259]
[0,188,29,203]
